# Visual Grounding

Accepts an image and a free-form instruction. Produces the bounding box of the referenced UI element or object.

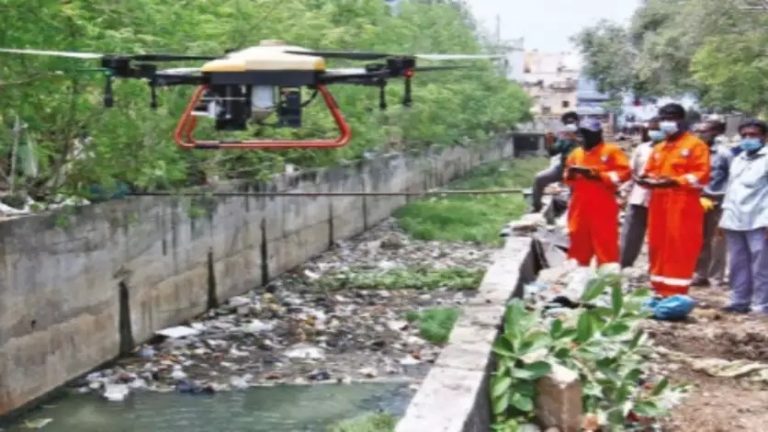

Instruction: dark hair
[706,120,726,134]
[738,119,768,135]
[561,111,579,125]
[658,103,686,120]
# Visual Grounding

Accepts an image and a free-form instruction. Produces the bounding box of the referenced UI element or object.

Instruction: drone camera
[251,86,276,121]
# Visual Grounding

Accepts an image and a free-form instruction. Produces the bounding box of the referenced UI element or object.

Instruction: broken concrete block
[506,213,547,234]
[536,364,582,432]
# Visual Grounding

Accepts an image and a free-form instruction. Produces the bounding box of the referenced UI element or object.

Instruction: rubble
[74,219,491,397]
[155,326,201,339]
[102,384,130,402]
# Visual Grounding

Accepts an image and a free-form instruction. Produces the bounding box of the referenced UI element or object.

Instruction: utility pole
[495,14,501,44]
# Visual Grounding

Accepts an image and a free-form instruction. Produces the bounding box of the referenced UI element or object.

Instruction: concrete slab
[396,237,537,432]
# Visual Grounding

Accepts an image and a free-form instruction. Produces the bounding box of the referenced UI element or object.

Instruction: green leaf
[515,381,537,398]
[633,401,664,417]
[522,361,552,380]
[492,391,510,416]
[611,283,623,317]
[505,300,534,333]
[553,347,572,360]
[510,393,534,412]
[652,377,669,396]
[576,311,594,342]
[597,365,621,382]
[518,331,551,355]
[493,337,516,358]
[629,330,644,349]
[492,377,513,398]
[581,276,607,302]
[602,321,631,337]
[550,319,564,338]
[510,368,537,380]
[624,368,643,384]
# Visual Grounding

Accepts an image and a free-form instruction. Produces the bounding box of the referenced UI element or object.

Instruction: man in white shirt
[620,118,662,268]
[719,119,768,314]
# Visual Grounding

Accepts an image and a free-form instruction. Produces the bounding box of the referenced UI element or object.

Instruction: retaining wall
[0,139,517,416]
[395,236,540,432]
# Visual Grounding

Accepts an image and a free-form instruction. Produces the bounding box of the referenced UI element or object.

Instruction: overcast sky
[466,0,640,52]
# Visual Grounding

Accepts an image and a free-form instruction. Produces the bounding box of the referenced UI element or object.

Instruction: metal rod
[128,188,530,198]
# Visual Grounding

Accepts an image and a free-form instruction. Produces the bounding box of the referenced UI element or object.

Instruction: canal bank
[2,154,545,431]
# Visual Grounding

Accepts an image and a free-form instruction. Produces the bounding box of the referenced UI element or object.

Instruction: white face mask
[659,121,679,136]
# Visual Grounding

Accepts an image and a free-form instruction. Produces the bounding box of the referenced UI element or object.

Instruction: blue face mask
[659,121,679,136]
[740,138,764,152]
[648,130,665,143]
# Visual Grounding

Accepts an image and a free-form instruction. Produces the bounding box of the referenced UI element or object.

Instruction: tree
[0,0,531,202]
[575,0,768,114]
[573,21,638,96]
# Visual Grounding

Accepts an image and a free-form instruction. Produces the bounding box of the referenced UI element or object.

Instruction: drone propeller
[0,48,103,59]
[286,50,390,60]
[413,65,471,72]
[286,49,504,61]
[0,48,217,62]
[415,54,505,61]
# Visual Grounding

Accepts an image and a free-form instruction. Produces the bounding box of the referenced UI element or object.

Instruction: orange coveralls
[644,132,711,297]
[564,142,631,266]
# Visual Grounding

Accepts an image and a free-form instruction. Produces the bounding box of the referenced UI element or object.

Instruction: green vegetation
[0,1,530,202]
[316,267,483,292]
[490,276,686,432]
[406,307,460,345]
[574,0,768,114]
[395,158,547,245]
[327,413,396,432]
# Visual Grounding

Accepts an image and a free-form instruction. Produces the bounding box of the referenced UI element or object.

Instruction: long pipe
[128,188,532,198]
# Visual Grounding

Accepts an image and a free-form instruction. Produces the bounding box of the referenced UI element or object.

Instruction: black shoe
[721,305,751,314]
[692,278,711,287]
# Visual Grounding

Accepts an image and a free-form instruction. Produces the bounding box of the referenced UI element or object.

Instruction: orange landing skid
[173,84,352,150]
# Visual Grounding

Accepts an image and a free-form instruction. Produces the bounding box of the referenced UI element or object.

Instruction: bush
[490,276,687,431]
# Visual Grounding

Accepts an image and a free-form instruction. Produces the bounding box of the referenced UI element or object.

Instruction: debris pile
[74,220,493,401]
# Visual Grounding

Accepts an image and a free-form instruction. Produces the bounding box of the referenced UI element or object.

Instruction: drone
[0,41,500,150]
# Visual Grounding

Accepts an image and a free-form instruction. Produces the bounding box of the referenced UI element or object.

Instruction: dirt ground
[643,285,768,432]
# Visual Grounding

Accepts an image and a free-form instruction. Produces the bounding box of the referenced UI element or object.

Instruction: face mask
[648,130,665,143]
[740,138,764,152]
[659,121,679,136]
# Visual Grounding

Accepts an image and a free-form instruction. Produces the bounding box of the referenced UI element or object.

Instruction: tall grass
[395,157,548,245]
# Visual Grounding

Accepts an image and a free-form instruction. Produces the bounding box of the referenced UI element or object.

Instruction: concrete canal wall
[0,138,523,416]
[395,236,539,432]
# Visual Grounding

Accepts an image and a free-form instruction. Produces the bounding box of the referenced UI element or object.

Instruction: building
[520,51,580,117]
[575,77,610,117]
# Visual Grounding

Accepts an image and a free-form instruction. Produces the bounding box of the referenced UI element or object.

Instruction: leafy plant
[491,275,686,432]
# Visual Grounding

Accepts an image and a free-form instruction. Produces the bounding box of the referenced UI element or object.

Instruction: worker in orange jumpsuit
[564,119,631,267]
[638,103,711,297]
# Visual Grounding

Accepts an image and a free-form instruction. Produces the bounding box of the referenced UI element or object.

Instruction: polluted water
[3,383,411,432]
